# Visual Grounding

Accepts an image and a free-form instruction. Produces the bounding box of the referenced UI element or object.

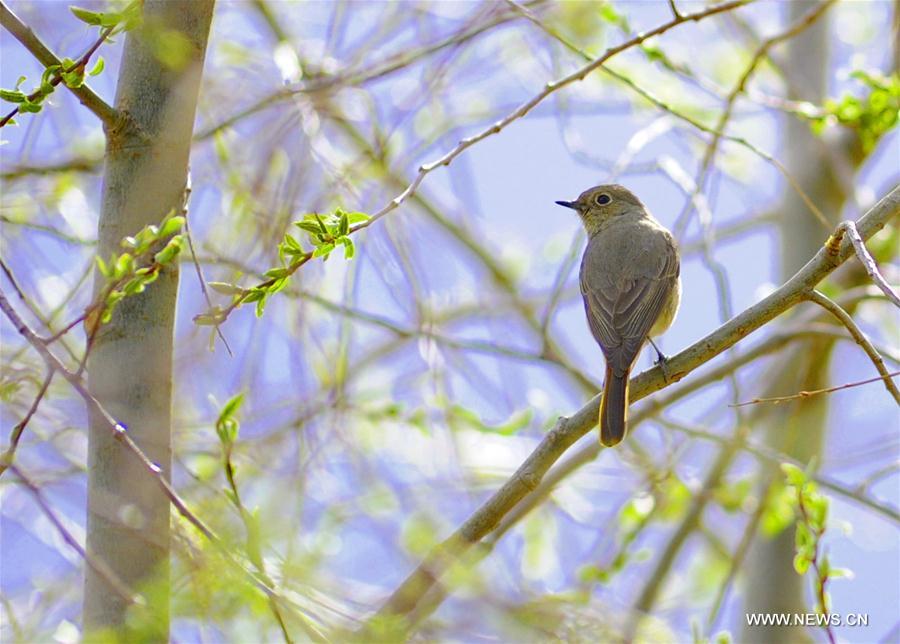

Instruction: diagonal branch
[354,0,753,232]
[0,0,118,127]
[0,287,328,640]
[10,464,140,605]
[365,186,900,629]
[806,289,900,403]
[834,219,900,308]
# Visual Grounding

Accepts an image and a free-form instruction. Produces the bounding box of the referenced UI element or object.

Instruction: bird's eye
[595,193,611,206]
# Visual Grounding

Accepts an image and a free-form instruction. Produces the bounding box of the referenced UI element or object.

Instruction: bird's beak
[555,200,578,210]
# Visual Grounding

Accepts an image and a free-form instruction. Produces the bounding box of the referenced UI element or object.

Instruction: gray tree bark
[84,1,215,639]
[743,2,852,641]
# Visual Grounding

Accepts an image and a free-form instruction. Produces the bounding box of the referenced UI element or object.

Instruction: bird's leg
[648,338,671,382]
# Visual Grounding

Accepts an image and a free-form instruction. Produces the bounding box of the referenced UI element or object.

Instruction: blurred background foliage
[1,0,898,642]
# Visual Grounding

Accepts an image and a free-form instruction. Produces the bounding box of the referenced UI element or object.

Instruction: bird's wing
[580,229,679,376]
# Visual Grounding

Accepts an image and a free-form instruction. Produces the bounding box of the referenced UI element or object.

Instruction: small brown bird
[556,185,681,447]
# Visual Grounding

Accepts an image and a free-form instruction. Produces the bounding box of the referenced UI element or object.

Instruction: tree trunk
[84,1,215,639]
[742,2,847,641]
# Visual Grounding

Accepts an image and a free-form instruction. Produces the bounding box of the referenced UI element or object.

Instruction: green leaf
[781,463,806,488]
[341,237,355,259]
[282,233,303,251]
[255,294,267,317]
[809,494,829,528]
[158,215,185,239]
[313,212,329,234]
[100,10,127,28]
[122,277,147,295]
[242,289,265,304]
[193,312,222,326]
[619,495,654,532]
[0,89,27,104]
[216,392,244,448]
[61,69,85,89]
[218,391,245,424]
[88,57,105,76]
[793,552,810,575]
[268,277,288,295]
[338,212,349,236]
[658,476,691,521]
[41,65,61,88]
[95,255,110,277]
[18,100,43,114]
[312,243,334,258]
[208,282,244,296]
[216,417,238,446]
[598,2,630,32]
[714,477,753,513]
[117,2,142,31]
[70,6,105,25]
[346,211,371,225]
[264,267,291,280]
[153,237,183,264]
[294,221,323,235]
[113,252,134,279]
[795,521,812,550]
[819,554,830,579]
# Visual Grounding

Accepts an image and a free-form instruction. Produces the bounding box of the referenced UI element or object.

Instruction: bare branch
[366,186,900,629]
[732,370,900,407]
[806,290,900,403]
[834,219,900,308]
[0,287,326,637]
[667,0,682,19]
[354,0,753,232]
[10,464,141,606]
[672,0,836,238]
[0,368,54,477]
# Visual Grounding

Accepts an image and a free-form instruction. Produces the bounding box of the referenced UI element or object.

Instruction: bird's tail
[599,365,629,447]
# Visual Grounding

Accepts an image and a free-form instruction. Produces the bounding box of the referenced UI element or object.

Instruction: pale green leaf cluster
[91,213,185,328]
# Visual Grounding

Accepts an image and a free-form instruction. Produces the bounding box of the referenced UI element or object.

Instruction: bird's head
[555,184,645,235]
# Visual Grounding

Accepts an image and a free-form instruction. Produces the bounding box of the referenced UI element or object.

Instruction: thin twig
[0,368,54,477]
[806,290,900,403]
[667,0,681,19]
[181,177,233,355]
[204,1,754,344]
[0,287,328,640]
[196,1,548,141]
[506,0,828,232]
[834,219,900,308]
[364,186,899,630]
[795,487,837,644]
[0,0,118,127]
[353,0,752,234]
[10,464,141,605]
[732,370,900,407]
[222,446,293,643]
[672,0,836,238]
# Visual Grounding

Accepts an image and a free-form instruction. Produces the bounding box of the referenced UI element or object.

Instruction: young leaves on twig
[782,463,849,643]
[0,2,138,128]
[808,70,899,153]
[70,2,142,34]
[196,208,370,323]
[87,212,185,333]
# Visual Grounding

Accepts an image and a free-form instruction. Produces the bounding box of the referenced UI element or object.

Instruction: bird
[556,184,681,447]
